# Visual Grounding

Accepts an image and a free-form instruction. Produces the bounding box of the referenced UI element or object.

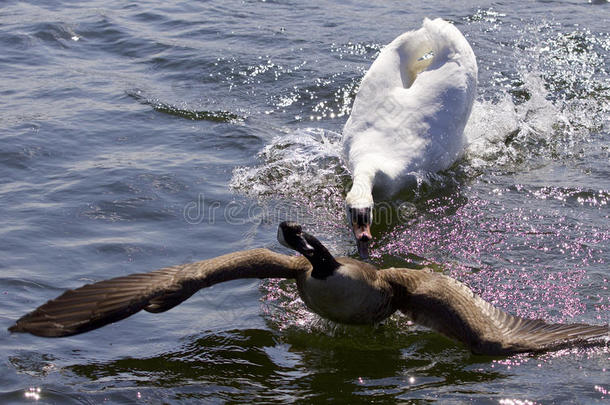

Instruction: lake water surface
[1,0,609,403]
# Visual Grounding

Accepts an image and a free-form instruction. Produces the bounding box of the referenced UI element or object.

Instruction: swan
[343,18,477,257]
[10,222,608,355]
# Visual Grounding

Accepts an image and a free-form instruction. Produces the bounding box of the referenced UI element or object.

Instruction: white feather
[343,18,477,208]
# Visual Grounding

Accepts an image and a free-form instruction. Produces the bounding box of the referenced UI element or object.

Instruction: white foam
[230,127,346,199]
[464,69,604,172]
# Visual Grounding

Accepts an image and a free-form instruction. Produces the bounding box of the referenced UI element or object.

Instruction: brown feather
[380,268,609,354]
[9,249,308,337]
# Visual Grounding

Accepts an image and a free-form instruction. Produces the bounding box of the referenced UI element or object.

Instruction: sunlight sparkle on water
[24,387,41,401]
[499,399,536,405]
[373,194,610,322]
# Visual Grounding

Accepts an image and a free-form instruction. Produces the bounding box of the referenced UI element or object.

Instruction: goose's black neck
[301,232,341,280]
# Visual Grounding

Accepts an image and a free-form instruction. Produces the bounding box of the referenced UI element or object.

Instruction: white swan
[343,18,477,257]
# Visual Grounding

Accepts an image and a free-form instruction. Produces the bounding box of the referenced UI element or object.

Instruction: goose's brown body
[9,224,609,356]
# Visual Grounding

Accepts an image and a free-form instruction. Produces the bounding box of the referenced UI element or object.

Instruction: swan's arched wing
[380,268,609,355]
[9,249,309,337]
[343,19,478,183]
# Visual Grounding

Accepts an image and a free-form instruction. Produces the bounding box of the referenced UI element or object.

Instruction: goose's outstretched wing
[9,249,309,337]
[380,268,609,355]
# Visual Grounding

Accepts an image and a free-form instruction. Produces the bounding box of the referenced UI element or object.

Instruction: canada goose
[9,222,608,355]
[343,18,477,257]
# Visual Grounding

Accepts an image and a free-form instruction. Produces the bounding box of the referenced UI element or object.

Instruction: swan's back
[343,18,477,194]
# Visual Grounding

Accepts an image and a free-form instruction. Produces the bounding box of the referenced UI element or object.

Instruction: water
[1,0,608,403]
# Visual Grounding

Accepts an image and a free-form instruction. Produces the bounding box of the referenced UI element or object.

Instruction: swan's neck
[301,232,341,280]
[346,171,374,209]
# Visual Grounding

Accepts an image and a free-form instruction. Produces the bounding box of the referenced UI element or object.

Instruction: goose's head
[277,221,315,257]
[345,190,373,259]
[278,221,341,279]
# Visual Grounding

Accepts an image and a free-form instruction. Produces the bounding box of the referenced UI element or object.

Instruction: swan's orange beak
[352,223,371,259]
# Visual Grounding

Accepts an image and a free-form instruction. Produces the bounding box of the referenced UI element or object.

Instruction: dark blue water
[1,1,609,403]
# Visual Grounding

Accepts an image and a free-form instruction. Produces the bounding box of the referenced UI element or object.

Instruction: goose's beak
[353,224,371,259]
[277,222,315,256]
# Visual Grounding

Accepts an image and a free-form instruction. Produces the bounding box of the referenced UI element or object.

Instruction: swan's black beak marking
[356,236,370,259]
[348,208,372,259]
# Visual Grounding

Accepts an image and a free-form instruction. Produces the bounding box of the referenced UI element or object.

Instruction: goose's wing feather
[9,249,309,337]
[9,267,184,337]
[380,268,609,355]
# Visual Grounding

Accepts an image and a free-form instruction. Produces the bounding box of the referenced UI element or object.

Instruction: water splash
[464,18,609,171]
[230,127,347,200]
[230,127,351,248]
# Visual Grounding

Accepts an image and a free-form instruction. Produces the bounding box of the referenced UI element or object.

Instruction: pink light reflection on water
[372,195,610,322]
[260,277,320,332]
[239,127,610,336]
[258,190,610,331]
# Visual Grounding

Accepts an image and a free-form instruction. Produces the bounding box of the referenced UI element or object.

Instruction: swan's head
[345,189,373,259]
[277,221,315,257]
